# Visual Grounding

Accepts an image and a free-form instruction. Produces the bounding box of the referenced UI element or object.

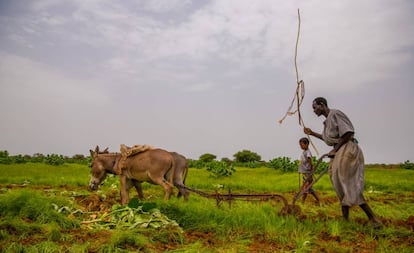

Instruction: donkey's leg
[176,165,190,201]
[125,179,144,200]
[119,175,130,205]
[132,180,145,200]
[174,174,189,201]
[150,176,174,200]
[180,183,189,201]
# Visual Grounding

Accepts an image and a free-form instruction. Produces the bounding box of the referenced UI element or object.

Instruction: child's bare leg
[301,193,308,204]
[311,191,320,206]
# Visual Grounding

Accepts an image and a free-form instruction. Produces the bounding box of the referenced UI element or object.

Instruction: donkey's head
[88,146,113,191]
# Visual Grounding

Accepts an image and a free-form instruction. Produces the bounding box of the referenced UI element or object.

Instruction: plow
[177,154,329,216]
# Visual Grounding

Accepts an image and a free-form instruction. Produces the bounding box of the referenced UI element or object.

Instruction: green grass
[364,168,414,192]
[0,189,79,228]
[174,166,334,194]
[0,163,413,252]
[0,162,90,186]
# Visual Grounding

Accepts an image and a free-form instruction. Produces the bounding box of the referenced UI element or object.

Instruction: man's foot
[370,218,383,229]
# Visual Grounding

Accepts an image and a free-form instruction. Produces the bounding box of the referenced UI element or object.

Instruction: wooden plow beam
[177,184,290,213]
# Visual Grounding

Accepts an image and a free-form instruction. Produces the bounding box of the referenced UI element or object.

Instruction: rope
[278,9,319,155]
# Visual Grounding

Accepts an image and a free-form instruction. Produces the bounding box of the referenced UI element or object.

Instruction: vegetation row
[1,149,413,174]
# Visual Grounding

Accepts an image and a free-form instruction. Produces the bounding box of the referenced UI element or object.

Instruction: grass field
[0,163,413,252]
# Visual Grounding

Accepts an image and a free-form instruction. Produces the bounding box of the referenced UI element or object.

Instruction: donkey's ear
[90,149,95,157]
[95,145,100,153]
[103,147,109,153]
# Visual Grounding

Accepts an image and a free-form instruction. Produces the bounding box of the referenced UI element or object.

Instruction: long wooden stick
[278,9,319,155]
[295,8,302,125]
[278,9,304,125]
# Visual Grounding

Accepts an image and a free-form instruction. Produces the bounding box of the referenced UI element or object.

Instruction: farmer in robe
[303,97,382,228]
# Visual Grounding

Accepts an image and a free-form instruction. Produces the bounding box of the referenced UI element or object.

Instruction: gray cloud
[0,0,413,163]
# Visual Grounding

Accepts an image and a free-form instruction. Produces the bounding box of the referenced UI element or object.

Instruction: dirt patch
[248,235,293,252]
[319,230,341,242]
[2,184,414,252]
[390,215,414,230]
[185,231,221,247]
[75,190,120,212]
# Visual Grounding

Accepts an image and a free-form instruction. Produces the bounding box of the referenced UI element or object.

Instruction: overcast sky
[1,0,413,164]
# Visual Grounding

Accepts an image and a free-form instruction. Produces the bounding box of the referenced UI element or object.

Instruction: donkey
[89,146,189,204]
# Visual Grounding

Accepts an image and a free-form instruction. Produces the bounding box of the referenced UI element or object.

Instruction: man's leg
[360,203,383,229]
[341,205,349,220]
[359,203,374,219]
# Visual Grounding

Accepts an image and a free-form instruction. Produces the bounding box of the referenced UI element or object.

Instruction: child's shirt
[298,149,312,173]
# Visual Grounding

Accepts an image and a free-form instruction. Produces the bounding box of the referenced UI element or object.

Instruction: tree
[233,150,261,163]
[0,150,12,164]
[401,160,414,170]
[199,153,217,163]
[220,157,233,165]
[31,153,45,163]
[0,150,9,157]
[72,154,86,160]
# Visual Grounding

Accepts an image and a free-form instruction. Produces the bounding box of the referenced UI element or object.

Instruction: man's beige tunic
[322,109,366,206]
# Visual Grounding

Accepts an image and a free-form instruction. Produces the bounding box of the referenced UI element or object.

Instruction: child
[298,137,320,205]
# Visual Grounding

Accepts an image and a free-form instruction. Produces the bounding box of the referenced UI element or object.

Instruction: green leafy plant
[234,161,262,168]
[401,160,414,170]
[206,160,236,178]
[0,150,12,164]
[188,159,205,169]
[312,156,329,173]
[12,155,28,164]
[268,157,299,172]
[82,199,181,231]
[30,153,45,163]
[44,154,65,166]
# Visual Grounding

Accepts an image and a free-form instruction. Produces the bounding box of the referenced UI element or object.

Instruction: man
[304,97,382,228]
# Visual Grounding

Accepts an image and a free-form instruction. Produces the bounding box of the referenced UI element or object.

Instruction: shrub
[206,161,235,178]
[401,160,414,170]
[11,155,27,164]
[188,159,205,169]
[312,156,329,173]
[220,157,233,165]
[31,153,45,163]
[234,161,262,168]
[44,154,65,166]
[0,150,12,164]
[0,152,29,164]
[65,154,90,165]
[268,157,298,173]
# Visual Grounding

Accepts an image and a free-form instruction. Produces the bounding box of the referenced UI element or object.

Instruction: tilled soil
[2,185,414,252]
